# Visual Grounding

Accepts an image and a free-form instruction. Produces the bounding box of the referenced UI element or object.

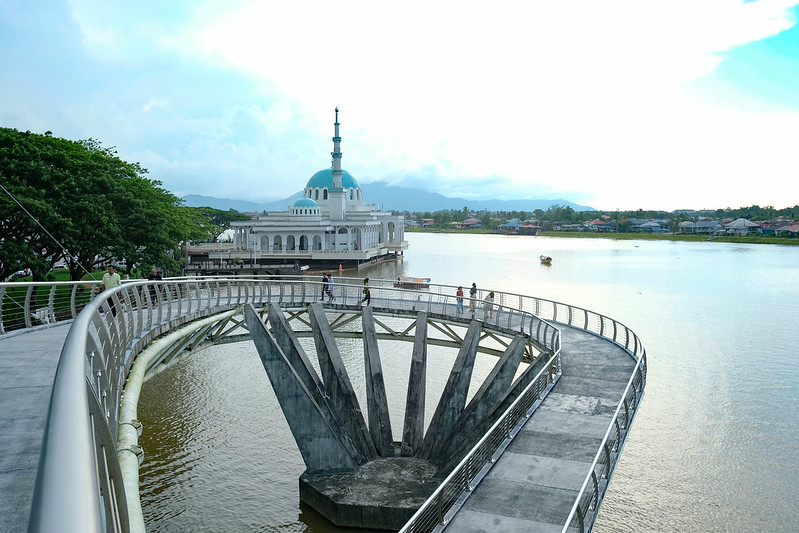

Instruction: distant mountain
[182,182,594,213]
[182,193,303,213]
[361,182,594,212]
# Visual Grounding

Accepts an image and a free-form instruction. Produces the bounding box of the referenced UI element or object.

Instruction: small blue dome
[306,168,360,189]
[294,198,319,207]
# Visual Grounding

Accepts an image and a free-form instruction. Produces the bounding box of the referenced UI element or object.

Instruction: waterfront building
[187,109,408,272]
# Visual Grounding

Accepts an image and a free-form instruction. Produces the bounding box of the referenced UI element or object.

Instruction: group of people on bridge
[456,283,494,318]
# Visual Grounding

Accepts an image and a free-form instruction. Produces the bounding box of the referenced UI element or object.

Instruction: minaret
[332,107,343,189]
[329,107,346,221]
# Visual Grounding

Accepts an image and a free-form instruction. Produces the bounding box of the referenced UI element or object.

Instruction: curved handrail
[18,277,558,532]
[7,277,644,533]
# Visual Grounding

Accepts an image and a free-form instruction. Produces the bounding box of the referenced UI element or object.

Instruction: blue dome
[294,198,319,207]
[306,168,360,189]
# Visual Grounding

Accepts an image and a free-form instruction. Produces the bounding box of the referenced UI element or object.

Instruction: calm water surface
[139,234,799,532]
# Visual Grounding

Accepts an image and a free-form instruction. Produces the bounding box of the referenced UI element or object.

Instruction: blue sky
[1,0,798,211]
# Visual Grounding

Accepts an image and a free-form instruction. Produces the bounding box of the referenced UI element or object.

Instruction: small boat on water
[394,276,431,288]
[539,255,552,265]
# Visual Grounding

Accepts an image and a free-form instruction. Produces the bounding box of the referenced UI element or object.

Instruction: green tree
[191,207,252,242]
[0,128,204,280]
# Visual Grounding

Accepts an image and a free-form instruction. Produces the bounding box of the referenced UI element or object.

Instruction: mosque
[188,109,407,272]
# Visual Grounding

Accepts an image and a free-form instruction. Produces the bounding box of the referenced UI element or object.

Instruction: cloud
[1,1,797,211]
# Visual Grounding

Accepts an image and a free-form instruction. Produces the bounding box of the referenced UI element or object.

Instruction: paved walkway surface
[0,325,70,533]
[445,325,637,532]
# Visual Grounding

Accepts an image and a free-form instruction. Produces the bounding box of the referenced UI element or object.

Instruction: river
[138,233,799,532]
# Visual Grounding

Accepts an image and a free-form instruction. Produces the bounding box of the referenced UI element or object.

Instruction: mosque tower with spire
[328,107,346,221]
[222,107,408,271]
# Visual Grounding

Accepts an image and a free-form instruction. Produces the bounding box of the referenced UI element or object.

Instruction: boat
[393,276,431,288]
[539,255,552,265]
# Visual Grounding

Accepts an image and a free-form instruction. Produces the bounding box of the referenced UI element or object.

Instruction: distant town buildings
[426,214,799,238]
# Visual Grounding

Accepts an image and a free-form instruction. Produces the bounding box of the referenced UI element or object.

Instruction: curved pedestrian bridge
[0,277,646,532]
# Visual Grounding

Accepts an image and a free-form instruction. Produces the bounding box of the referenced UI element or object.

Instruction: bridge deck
[0,325,70,533]
[444,325,636,532]
[0,318,636,533]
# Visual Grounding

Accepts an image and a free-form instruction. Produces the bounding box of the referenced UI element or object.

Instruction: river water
[138,233,799,532]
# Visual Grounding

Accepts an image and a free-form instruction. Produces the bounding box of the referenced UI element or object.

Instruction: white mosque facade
[226,109,408,269]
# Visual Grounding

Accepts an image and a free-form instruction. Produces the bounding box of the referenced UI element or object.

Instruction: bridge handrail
[1,275,646,367]
[398,350,562,533]
[7,276,644,533]
[560,356,646,533]
[16,277,559,532]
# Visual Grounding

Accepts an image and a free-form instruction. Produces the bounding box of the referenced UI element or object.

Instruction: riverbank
[405,227,799,245]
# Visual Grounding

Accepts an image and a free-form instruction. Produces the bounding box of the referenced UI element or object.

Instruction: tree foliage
[191,207,252,242]
[0,128,220,280]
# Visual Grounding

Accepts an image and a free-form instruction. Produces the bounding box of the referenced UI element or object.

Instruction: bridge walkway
[0,309,636,533]
[443,325,636,532]
[0,325,71,533]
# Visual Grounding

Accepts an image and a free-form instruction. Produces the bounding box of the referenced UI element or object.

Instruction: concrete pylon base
[299,455,442,530]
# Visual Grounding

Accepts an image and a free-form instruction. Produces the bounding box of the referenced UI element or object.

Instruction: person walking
[469,282,478,314]
[456,286,464,314]
[361,277,371,306]
[101,265,122,316]
[484,291,495,319]
[147,267,162,305]
[327,273,335,301]
[321,273,329,301]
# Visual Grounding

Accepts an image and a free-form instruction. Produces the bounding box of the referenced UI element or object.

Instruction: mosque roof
[293,197,319,207]
[306,168,360,189]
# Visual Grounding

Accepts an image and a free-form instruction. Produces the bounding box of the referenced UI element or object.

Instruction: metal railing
[560,358,646,533]
[10,277,555,532]
[397,285,647,533]
[4,276,644,533]
[398,350,562,533]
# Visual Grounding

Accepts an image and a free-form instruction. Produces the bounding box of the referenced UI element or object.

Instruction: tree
[0,128,204,280]
[191,207,252,243]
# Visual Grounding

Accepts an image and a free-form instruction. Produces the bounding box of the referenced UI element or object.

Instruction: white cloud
[33,1,799,210]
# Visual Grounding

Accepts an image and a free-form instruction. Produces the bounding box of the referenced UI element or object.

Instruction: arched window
[323,189,328,200]
[315,189,319,200]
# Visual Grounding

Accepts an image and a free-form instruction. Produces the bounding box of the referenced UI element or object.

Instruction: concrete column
[244,304,362,473]
[401,312,428,457]
[308,304,377,460]
[429,336,524,467]
[418,320,482,459]
[437,341,552,473]
[361,306,394,456]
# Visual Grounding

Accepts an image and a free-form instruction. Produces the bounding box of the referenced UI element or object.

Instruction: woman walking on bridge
[361,278,371,306]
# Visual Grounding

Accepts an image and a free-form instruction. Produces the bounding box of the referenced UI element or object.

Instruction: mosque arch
[273,235,283,251]
[387,222,396,243]
[323,189,328,200]
[299,235,308,251]
[313,235,323,251]
[286,235,296,251]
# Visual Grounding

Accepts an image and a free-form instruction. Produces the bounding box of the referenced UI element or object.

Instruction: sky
[1,0,798,212]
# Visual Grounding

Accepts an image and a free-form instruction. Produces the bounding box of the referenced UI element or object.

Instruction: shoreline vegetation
[405,227,799,246]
